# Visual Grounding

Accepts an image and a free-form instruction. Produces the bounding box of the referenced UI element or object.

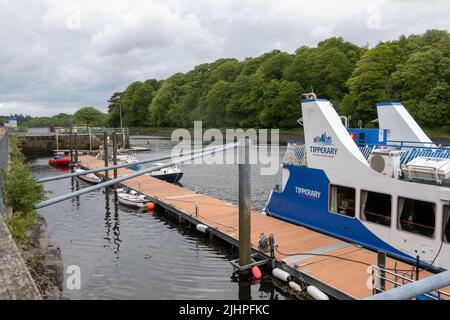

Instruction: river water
[31,137,291,300]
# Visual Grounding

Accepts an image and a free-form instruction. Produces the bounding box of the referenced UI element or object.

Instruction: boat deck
[78,155,449,300]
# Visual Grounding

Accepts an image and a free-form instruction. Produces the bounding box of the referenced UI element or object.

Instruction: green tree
[341,42,404,124]
[74,107,106,127]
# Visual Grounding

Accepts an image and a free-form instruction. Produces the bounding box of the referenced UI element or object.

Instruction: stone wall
[0,209,42,299]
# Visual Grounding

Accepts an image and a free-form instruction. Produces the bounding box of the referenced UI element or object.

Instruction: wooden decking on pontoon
[78,155,449,300]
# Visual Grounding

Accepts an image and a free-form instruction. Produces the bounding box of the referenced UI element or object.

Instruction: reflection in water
[238,276,252,301]
[258,278,279,300]
[104,189,121,261]
[70,177,81,209]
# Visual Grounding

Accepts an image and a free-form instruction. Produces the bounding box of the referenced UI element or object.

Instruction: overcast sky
[0,0,449,116]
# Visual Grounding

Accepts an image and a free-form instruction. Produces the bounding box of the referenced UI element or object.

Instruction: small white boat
[117,153,137,162]
[75,169,102,184]
[116,188,148,208]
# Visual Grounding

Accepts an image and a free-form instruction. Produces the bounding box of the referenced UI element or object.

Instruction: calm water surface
[32,138,291,300]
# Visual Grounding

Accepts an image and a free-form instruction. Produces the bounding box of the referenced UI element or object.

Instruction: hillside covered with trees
[107,30,450,132]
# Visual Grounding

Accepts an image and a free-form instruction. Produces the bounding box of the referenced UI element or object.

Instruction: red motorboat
[48,156,71,167]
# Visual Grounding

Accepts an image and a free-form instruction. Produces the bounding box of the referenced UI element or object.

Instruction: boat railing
[371,265,450,300]
[357,140,450,165]
[283,142,307,167]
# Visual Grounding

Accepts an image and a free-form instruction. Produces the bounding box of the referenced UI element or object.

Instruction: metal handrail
[372,265,450,300]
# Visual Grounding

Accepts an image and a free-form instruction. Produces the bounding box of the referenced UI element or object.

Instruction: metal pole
[238,138,251,273]
[119,105,125,149]
[89,127,92,152]
[74,132,78,164]
[415,256,420,281]
[377,251,386,293]
[35,143,236,209]
[123,129,126,150]
[69,129,73,162]
[112,131,118,181]
[104,131,109,180]
[365,270,450,300]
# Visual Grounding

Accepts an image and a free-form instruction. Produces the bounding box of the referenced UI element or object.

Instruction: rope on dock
[275,247,416,272]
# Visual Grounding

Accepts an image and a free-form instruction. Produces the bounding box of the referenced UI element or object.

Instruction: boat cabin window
[329,185,355,218]
[444,205,450,243]
[360,191,391,226]
[398,197,435,238]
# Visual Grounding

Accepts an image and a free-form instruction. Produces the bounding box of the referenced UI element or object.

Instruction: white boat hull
[117,192,148,208]
[75,169,102,184]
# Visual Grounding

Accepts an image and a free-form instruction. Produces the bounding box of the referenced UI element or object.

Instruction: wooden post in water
[56,131,59,151]
[88,127,92,152]
[103,131,109,180]
[69,129,73,163]
[238,138,251,274]
[112,131,118,182]
[74,132,78,164]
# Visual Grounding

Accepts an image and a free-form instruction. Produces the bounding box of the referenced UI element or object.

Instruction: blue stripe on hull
[266,165,417,264]
[153,172,183,184]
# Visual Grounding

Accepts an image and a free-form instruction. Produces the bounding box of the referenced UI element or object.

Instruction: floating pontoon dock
[78,155,450,300]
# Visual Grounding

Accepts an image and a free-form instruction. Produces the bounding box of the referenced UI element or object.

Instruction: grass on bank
[2,136,46,243]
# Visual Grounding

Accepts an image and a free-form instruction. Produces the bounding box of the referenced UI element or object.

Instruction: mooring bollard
[104,131,109,180]
[112,131,118,182]
[238,138,251,274]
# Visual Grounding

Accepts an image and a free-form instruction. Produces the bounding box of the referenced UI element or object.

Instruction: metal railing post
[377,251,386,293]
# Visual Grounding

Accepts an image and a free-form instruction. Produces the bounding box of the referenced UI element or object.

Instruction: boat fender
[288,281,303,292]
[196,224,209,233]
[146,202,155,211]
[307,285,329,300]
[251,266,262,280]
[272,268,292,282]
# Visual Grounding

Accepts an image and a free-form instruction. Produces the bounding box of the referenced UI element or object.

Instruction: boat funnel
[301,98,373,174]
[377,102,432,147]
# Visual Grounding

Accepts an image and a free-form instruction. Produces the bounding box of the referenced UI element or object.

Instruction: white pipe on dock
[35,143,237,209]
[38,143,236,183]
[364,270,450,300]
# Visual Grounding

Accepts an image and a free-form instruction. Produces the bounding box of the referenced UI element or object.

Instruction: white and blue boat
[265,93,450,271]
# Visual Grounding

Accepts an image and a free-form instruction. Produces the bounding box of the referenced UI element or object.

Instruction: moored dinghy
[74,168,102,184]
[116,188,149,208]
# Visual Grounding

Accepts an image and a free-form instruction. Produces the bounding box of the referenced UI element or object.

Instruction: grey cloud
[0,0,449,116]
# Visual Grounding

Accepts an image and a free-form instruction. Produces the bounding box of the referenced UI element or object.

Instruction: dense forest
[107,29,450,132]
